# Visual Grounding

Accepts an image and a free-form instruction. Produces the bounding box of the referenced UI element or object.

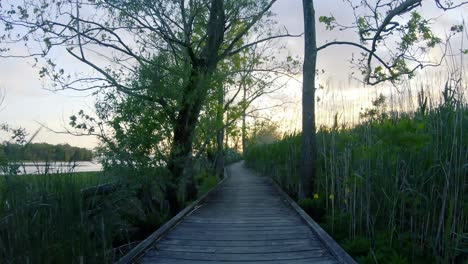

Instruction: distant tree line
[0,143,93,162]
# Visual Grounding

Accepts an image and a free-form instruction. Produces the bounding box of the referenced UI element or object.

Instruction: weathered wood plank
[154,243,324,253]
[172,223,311,229]
[188,211,294,217]
[182,219,301,224]
[158,238,320,247]
[131,162,355,264]
[145,248,331,261]
[115,169,230,264]
[165,232,315,241]
[172,222,310,228]
[271,180,357,264]
[141,258,339,264]
[171,227,313,236]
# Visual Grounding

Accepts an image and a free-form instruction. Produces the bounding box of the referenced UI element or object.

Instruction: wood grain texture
[272,178,357,264]
[115,168,230,264]
[132,162,355,263]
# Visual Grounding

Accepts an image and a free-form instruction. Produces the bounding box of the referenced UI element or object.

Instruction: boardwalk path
[137,162,353,264]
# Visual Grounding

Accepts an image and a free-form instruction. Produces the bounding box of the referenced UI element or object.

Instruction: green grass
[0,169,167,263]
[245,95,468,263]
[0,171,116,263]
[0,164,220,263]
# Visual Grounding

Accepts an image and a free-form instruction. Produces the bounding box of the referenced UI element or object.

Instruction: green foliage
[357,17,371,42]
[342,3,467,86]
[247,120,282,146]
[341,236,370,257]
[245,93,468,263]
[195,170,219,195]
[0,162,219,263]
[450,24,464,33]
[0,172,117,263]
[359,93,388,122]
[1,124,28,145]
[319,16,336,30]
[400,12,441,50]
[224,148,243,165]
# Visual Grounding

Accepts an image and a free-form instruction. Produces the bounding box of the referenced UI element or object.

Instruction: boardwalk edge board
[115,168,230,264]
[271,179,357,264]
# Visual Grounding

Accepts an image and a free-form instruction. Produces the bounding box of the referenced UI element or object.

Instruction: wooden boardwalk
[128,162,355,264]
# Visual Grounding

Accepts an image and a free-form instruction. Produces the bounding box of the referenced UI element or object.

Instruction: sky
[0,0,467,149]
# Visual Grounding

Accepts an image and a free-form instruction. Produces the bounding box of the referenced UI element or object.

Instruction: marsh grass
[245,83,468,263]
[0,171,117,263]
[0,168,174,263]
[0,161,220,263]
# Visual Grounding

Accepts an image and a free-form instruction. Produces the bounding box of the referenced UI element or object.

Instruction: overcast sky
[0,0,467,149]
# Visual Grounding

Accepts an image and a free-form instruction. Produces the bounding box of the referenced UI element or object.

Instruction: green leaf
[450,24,463,33]
[319,16,336,31]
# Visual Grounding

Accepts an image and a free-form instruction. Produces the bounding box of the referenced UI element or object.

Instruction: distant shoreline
[14,161,98,165]
[18,163,97,167]
[1,161,103,174]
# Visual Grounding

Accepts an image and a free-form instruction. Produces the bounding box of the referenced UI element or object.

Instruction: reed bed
[0,172,117,263]
[245,83,468,263]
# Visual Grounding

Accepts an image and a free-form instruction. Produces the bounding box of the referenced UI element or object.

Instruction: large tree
[0,0,295,211]
[299,0,467,199]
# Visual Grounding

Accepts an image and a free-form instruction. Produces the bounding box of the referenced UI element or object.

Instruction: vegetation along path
[134,162,355,263]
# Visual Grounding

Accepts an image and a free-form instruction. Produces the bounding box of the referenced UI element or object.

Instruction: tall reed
[0,172,116,263]
[245,83,467,263]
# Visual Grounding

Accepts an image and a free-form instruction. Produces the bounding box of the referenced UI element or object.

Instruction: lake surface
[6,161,102,174]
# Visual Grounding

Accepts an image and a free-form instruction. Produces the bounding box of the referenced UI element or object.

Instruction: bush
[224,148,242,165]
[195,170,218,195]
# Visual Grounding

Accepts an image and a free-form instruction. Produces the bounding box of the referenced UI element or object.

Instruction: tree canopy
[0,0,298,212]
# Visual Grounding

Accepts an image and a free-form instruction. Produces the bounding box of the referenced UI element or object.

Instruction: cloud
[0,0,467,148]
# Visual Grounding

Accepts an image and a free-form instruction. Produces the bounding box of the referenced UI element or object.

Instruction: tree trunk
[299,0,317,200]
[167,66,206,209]
[167,0,225,213]
[242,85,247,157]
[167,73,203,213]
[225,110,229,149]
[215,127,225,178]
[215,85,225,179]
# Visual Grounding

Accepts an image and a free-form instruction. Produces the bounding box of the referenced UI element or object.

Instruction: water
[3,161,102,175]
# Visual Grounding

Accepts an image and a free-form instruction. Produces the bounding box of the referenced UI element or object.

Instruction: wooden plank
[188,211,293,217]
[172,221,309,228]
[165,232,314,241]
[194,207,290,212]
[145,248,331,261]
[182,217,300,224]
[140,257,338,264]
[181,219,301,224]
[158,238,319,247]
[115,168,230,264]
[171,224,311,232]
[135,162,354,263]
[154,243,324,253]
[271,180,357,264]
[185,214,297,223]
[169,227,312,235]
